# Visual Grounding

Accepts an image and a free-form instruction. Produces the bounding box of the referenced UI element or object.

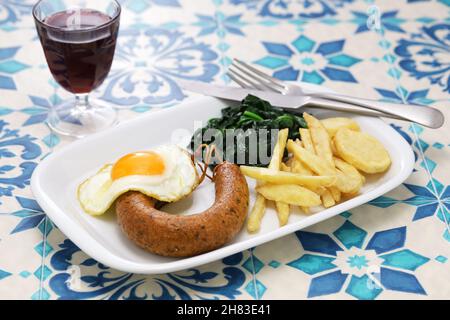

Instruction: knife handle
[305,96,444,128]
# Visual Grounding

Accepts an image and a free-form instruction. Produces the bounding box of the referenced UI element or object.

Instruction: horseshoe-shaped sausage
[115,162,249,257]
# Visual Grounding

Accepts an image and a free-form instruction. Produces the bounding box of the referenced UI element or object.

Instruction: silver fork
[228,59,444,129]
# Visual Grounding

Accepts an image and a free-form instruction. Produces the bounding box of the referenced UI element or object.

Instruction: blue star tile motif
[380,268,426,294]
[380,249,430,271]
[288,221,429,299]
[375,87,435,106]
[369,195,399,209]
[295,231,343,256]
[345,274,382,300]
[193,13,245,37]
[347,255,368,270]
[10,197,48,234]
[403,179,450,223]
[20,94,81,128]
[308,270,348,298]
[366,227,406,254]
[0,47,29,90]
[0,269,12,281]
[333,220,367,249]
[21,96,53,126]
[255,35,360,84]
[288,254,336,275]
[351,10,406,33]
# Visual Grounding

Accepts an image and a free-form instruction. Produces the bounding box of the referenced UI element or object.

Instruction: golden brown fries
[245,115,390,233]
[269,129,291,226]
[321,189,335,208]
[304,113,334,167]
[299,128,315,153]
[291,160,313,175]
[247,194,266,233]
[275,202,290,226]
[329,186,341,202]
[269,129,289,171]
[280,162,291,172]
[256,184,321,207]
[287,140,336,176]
[285,156,311,214]
[247,128,290,231]
[240,166,336,188]
[303,114,343,203]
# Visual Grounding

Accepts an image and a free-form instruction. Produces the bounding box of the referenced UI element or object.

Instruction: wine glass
[33,0,121,138]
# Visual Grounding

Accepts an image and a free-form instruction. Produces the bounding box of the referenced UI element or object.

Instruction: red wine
[36,9,120,94]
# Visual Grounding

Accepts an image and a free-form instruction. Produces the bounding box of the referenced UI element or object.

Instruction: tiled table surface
[0,0,449,300]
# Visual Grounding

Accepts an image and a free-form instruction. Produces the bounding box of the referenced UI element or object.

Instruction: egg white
[78,146,199,216]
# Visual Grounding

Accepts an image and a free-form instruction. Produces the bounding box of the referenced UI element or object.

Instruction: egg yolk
[111,151,165,181]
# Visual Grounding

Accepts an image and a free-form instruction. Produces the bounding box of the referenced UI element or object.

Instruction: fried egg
[78,145,199,215]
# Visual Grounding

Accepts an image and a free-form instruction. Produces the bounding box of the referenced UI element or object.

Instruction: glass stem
[75,93,91,111]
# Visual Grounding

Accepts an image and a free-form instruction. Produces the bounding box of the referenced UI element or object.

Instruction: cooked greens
[190,94,307,167]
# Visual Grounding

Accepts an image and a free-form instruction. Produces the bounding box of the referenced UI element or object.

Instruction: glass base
[47,95,118,138]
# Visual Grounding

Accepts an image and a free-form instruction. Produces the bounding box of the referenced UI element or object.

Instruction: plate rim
[31,95,415,274]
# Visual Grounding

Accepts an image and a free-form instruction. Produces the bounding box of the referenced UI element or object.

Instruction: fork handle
[308,94,444,129]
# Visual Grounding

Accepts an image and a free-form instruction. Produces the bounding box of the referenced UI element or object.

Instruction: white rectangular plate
[31,96,414,274]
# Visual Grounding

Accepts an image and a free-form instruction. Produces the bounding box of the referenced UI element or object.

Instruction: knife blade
[176,79,395,119]
[177,79,306,109]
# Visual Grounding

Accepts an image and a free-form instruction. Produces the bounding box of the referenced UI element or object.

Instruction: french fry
[269,128,290,226]
[312,186,327,196]
[240,166,336,188]
[291,139,314,175]
[303,113,334,167]
[247,194,266,233]
[280,162,291,172]
[321,117,360,137]
[288,139,357,194]
[330,139,338,156]
[329,186,341,203]
[287,140,336,176]
[321,189,335,208]
[302,115,342,203]
[291,157,313,175]
[285,156,310,215]
[299,128,315,153]
[269,128,289,171]
[256,184,321,207]
[275,202,290,226]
